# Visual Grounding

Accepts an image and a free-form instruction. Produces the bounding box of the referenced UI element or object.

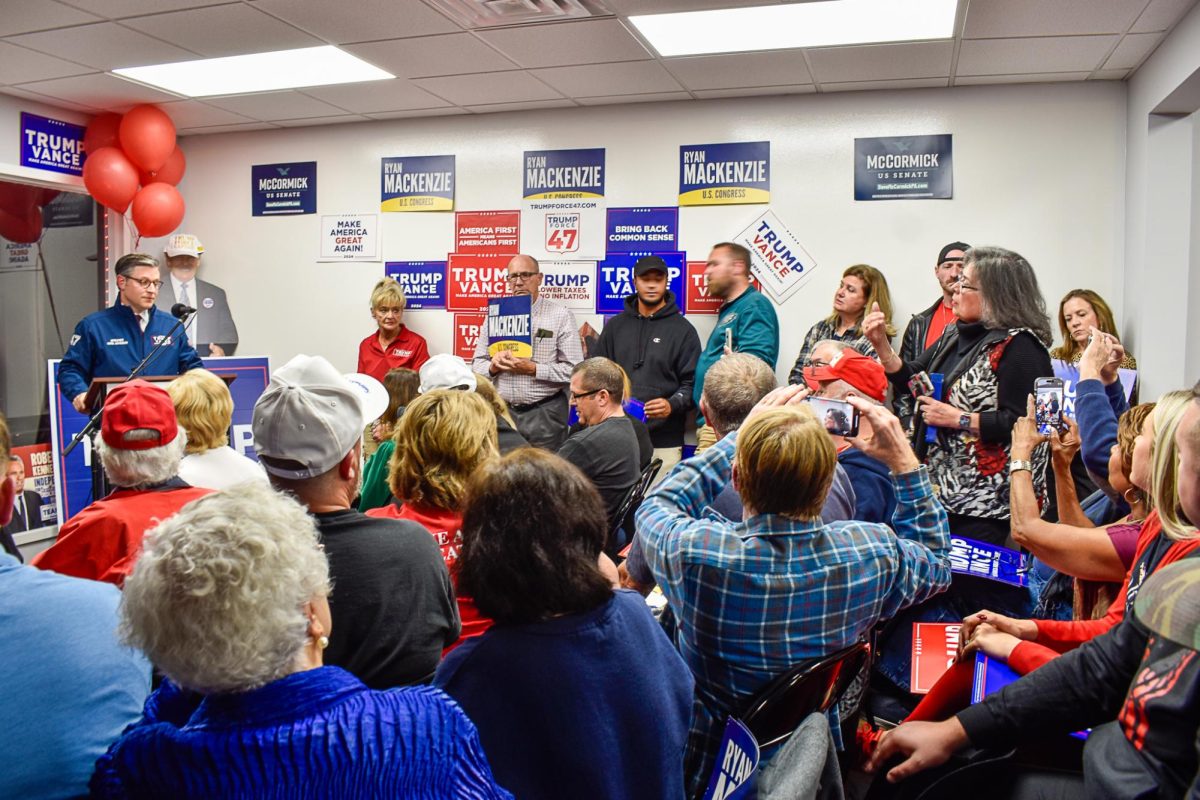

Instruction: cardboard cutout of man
[155,234,239,357]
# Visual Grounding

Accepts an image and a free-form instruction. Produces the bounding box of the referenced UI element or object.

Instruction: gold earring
[317,635,330,650]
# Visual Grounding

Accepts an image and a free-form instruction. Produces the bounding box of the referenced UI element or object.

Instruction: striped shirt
[636,435,952,791]
[471,296,582,406]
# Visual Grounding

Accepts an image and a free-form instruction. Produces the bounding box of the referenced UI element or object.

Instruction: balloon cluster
[0,183,59,244]
[82,105,186,238]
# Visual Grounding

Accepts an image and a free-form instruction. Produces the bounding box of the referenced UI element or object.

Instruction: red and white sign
[453,312,486,361]
[685,260,760,315]
[11,443,57,527]
[544,212,581,254]
[735,209,817,304]
[446,253,510,312]
[455,210,519,255]
[910,622,961,694]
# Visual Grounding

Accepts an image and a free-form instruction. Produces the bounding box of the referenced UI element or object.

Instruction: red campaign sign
[453,312,486,361]
[455,210,520,255]
[910,622,961,694]
[446,253,511,312]
[685,260,760,315]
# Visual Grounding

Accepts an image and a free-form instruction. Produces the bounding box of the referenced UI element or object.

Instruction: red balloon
[84,112,123,154]
[138,146,186,186]
[0,182,38,217]
[82,146,139,213]
[119,105,176,173]
[0,205,43,244]
[131,183,184,238]
[36,188,62,207]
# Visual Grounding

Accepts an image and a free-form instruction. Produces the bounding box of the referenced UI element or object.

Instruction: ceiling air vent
[424,0,612,28]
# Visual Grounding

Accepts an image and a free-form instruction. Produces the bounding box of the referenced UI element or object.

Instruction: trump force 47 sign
[520,148,606,260]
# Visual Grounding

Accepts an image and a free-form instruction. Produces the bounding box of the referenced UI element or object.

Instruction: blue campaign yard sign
[702,718,760,800]
[854,134,953,200]
[595,252,686,315]
[605,207,679,254]
[20,113,86,176]
[381,154,455,211]
[948,536,1027,587]
[49,356,271,522]
[252,161,317,216]
[385,261,447,309]
[679,141,770,206]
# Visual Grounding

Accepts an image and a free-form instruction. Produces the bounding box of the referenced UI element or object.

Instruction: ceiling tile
[205,90,350,120]
[606,0,786,11]
[179,121,279,135]
[345,33,517,78]
[58,0,237,20]
[576,91,691,106]
[665,51,811,91]
[821,77,949,93]
[158,99,255,127]
[963,0,1144,38]
[530,60,682,97]
[274,114,371,127]
[693,85,816,99]
[957,36,1119,75]
[0,0,101,37]
[412,70,563,105]
[476,19,651,68]
[365,107,470,120]
[250,0,460,43]
[122,5,321,57]
[466,99,577,114]
[0,42,95,84]
[954,72,1093,85]
[1104,32,1165,69]
[808,41,953,83]
[13,72,181,109]
[0,84,103,113]
[300,80,452,114]
[1131,0,1199,33]
[1091,68,1131,80]
[9,21,198,70]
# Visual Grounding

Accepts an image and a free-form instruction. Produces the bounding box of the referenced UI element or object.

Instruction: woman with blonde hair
[790,264,896,382]
[166,368,266,490]
[473,375,530,454]
[356,277,429,382]
[1050,288,1137,368]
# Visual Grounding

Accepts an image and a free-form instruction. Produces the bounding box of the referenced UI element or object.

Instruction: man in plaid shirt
[637,385,952,793]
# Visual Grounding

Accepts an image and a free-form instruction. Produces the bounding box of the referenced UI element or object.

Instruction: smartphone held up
[805,396,860,437]
[1035,377,1064,436]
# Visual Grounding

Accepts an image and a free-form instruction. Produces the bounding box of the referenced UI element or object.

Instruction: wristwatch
[958,413,972,429]
[1010,460,1033,474]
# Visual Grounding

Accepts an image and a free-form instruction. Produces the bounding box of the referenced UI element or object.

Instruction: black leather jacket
[893,297,944,425]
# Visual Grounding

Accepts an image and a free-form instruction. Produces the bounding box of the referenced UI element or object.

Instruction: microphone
[171,303,196,318]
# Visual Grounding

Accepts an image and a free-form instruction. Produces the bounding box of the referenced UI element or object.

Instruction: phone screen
[806,396,860,437]
[1035,380,1064,435]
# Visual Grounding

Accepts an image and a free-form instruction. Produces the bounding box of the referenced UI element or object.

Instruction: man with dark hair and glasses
[472,254,583,450]
[58,253,203,414]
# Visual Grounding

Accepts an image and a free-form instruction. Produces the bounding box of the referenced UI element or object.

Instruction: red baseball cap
[804,349,887,403]
[101,380,179,450]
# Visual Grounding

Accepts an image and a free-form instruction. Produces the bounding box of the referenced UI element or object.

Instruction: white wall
[168,81,1126,383]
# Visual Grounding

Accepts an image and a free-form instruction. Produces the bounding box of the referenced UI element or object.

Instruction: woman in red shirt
[356,277,430,382]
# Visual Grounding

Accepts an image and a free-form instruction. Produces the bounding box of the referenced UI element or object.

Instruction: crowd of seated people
[9,242,1199,800]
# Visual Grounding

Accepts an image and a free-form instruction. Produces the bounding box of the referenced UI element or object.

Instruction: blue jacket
[838,448,898,526]
[58,301,203,400]
[1075,377,1130,480]
[693,286,779,425]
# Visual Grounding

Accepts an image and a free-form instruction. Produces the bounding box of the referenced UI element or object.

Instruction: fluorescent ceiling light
[112,46,393,97]
[630,0,958,57]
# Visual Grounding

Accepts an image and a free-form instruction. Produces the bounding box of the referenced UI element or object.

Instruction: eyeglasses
[570,388,602,401]
[124,276,164,289]
[506,272,539,283]
[954,277,978,293]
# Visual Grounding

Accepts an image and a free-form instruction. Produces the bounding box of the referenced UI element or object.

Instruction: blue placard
[679,141,770,206]
[20,113,85,176]
[702,718,760,800]
[43,192,94,228]
[854,135,953,200]
[381,155,455,212]
[972,653,1089,739]
[486,295,533,358]
[523,148,605,199]
[595,252,686,316]
[949,536,1027,587]
[252,161,317,216]
[49,356,270,522]
[385,261,446,309]
[1050,359,1137,419]
[605,207,679,254]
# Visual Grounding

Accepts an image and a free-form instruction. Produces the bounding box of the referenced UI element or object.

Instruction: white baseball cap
[165,234,204,258]
[419,353,477,394]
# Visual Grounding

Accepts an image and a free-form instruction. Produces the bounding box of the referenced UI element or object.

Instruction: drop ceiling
[0,0,1194,135]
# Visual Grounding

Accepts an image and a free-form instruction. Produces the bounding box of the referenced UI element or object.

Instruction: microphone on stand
[171,303,196,318]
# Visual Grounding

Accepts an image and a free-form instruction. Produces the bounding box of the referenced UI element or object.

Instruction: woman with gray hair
[91,481,511,799]
[863,246,1054,543]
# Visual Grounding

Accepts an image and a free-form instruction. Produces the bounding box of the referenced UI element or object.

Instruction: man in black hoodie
[593,256,701,477]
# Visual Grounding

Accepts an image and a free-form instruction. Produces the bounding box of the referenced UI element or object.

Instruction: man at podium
[58,253,204,413]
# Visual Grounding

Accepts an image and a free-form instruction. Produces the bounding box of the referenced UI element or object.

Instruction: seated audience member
[557,358,642,530]
[435,449,693,800]
[367,389,499,645]
[0,411,150,799]
[803,341,897,525]
[92,482,510,798]
[364,366,419,460]
[789,263,895,381]
[32,380,211,586]
[637,385,952,793]
[357,277,430,382]
[253,354,459,688]
[867,383,1200,797]
[474,375,531,454]
[166,368,267,490]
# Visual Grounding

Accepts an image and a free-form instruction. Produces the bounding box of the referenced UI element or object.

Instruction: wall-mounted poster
[453,312,486,361]
[520,148,606,260]
[539,260,596,312]
[735,210,816,304]
[318,214,379,261]
[384,261,446,309]
[854,134,953,200]
[605,207,678,254]
[595,252,685,316]
[455,210,519,254]
[446,253,510,312]
[678,141,769,206]
[43,192,94,228]
[381,155,455,212]
[20,112,85,176]
[252,161,317,216]
[685,259,760,315]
